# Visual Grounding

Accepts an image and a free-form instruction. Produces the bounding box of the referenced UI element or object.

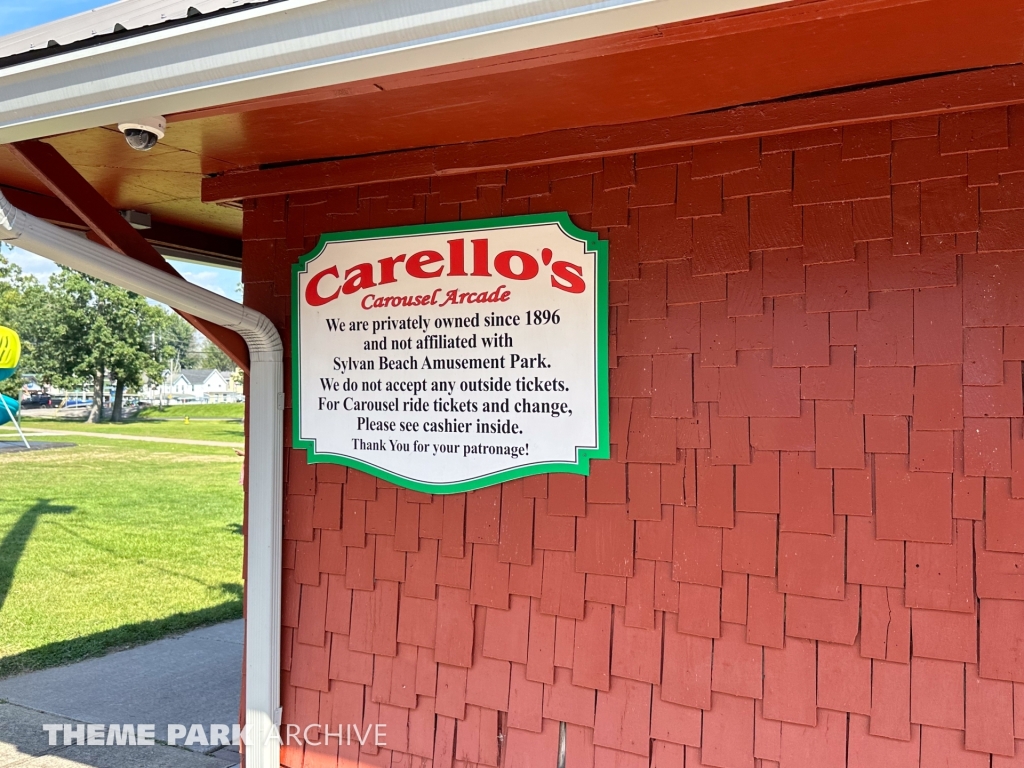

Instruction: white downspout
[0,191,283,768]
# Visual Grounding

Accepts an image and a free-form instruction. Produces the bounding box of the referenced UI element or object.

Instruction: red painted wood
[661,613,711,710]
[966,663,1016,757]
[434,587,474,668]
[540,551,586,619]
[403,538,437,599]
[911,657,965,730]
[817,641,870,715]
[593,677,652,757]
[672,506,722,587]
[786,585,860,645]
[259,110,1024,767]
[780,709,847,768]
[912,605,977,664]
[466,485,500,544]
[396,593,436,649]
[746,575,784,650]
[870,658,912,740]
[701,692,754,768]
[711,622,762,699]
[779,451,833,534]
[510,557,543,599]
[762,636,817,727]
[875,454,953,543]
[905,520,975,612]
[328,632,372,685]
[465,612,511,712]
[481,597,530,664]
[203,62,1024,204]
[572,602,613,692]
[543,666,596,728]
[498,482,535,566]
[469,543,510,610]
[675,582,721,639]
[374,535,406,583]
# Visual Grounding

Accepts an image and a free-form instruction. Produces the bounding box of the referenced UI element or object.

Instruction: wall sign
[292,213,609,494]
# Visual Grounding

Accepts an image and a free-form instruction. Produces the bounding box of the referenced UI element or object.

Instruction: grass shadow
[0,499,75,612]
[219,582,243,599]
[0,599,242,679]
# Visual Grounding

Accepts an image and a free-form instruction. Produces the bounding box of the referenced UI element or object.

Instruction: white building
[167,368,230,399]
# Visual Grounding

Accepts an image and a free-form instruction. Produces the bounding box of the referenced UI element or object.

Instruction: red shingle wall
[242,105,1024,768]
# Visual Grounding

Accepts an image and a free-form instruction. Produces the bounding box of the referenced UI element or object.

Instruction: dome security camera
[117,117,166,151]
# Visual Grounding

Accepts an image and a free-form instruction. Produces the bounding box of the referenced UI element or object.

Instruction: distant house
[18,373,42,393]
[168,369,229,399]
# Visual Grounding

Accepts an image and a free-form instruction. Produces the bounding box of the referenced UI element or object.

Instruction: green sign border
[291,212,610,494]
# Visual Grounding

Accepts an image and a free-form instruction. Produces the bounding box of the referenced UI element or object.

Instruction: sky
[4,244,242,299]
[0,0,243,299]
[0,0,109,36]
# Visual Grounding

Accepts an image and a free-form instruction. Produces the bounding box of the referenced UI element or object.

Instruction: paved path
[0,428,243,449]
[0,621,243,767]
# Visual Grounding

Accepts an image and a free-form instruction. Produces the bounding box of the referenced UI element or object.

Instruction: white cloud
[167,260,241,298]
[2,244,241,303]
[177,268,228,296]
[2,245,59,282]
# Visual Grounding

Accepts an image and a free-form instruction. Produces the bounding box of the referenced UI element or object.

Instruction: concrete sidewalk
[0,621,244,767]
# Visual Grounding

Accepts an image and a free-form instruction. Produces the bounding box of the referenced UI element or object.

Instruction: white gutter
[0,0,781,144]
[0,191,284,768]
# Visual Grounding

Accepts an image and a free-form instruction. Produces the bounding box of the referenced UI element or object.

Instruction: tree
[0,250,21,327]
[200,338,235,372]
[0,257,192,419]
[37,269,111,422]
[159,312,202,370]
[0,250,30,398]
[107,301,165,422]
[27,269,166,422]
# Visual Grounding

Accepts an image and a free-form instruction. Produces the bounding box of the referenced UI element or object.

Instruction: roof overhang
[0,183,241,266]
[0,0,783,145]
[1,0,1023,250]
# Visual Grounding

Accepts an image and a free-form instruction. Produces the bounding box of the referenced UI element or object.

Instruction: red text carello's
[305,237,585,307]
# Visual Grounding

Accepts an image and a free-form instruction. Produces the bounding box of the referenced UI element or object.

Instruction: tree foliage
[0,251,204,419]
[0,250,35,398]
[160,312,202,370]
[199,339,236,372]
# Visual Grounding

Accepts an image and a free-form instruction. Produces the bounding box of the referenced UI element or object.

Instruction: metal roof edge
[0,0,286,70]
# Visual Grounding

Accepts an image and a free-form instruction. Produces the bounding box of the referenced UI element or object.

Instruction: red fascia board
[174,0,1006,125]
[203,64,1024,203]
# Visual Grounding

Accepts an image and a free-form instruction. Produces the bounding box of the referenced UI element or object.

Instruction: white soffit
[0,0,785,145]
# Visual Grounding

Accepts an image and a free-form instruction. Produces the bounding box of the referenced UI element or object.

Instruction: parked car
[20,392,52,408]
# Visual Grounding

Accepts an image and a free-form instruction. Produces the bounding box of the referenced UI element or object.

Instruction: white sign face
[292,213,609,494]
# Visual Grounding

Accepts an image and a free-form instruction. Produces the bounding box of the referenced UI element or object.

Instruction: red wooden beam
[202,63,1024,203]
[0,185,87,230]
[10,141,250,373]
[146,222,241,266]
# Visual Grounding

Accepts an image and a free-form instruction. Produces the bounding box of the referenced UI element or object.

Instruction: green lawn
[0,433,244,678]
[17,417,245,443]
[136,403,244,419]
